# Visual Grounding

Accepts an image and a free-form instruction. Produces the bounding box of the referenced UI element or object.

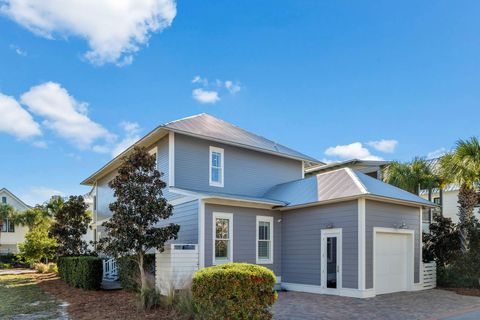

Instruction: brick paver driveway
[273,289,480,320]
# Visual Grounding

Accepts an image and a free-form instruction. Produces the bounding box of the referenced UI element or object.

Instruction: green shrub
[0,262,12,269]
[58,256,102,290]
[33,262,58,274]
[192,263,277,320]
[117,254,155,292]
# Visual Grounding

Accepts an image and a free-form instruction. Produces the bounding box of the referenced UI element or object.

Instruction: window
[213,212,233,264]
[209,147,224,187]
[1,197,6,204]
[93,195,97,212]
[422,210,432,233]
[1,219,14,233]
[256,216,273,264]
[433,197,441,205]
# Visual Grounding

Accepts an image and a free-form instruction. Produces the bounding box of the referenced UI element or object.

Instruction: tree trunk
[457,184,477,252]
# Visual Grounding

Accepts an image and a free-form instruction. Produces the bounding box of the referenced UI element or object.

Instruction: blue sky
[0,1,478,205]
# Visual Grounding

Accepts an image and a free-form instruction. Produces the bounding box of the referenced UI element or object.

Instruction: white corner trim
[212,212,233,265]
[198,198,205,269]
[209,146,224,188]
[301,161,305,179]
[419,207,423,284]
[281,283,375,299]
[358,198,366,290]
[168,131,175,187]
[256,215,274,265]
[346,168,368,194]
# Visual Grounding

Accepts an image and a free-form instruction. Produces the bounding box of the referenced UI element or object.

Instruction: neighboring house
[0,188,31,254]
[419,158,480,229]
[306,159,390,180]
[82,113,434,298]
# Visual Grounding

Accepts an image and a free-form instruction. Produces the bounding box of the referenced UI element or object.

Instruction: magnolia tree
[98,147,179,301]
[49,196,91,256]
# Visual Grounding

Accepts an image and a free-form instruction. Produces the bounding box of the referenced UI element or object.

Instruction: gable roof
[164,114,319,163]
[305,159,390,175]
[82,113,320,185]
[264,168,435,209]
[0,188,31,209]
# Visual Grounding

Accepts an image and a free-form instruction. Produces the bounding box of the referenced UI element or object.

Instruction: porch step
[101,280,122,291]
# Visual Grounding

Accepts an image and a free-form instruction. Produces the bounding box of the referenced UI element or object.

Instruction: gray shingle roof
[264,168,435,208]
[164,114,319,163]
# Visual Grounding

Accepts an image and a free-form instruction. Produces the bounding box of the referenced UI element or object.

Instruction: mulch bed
[443,287,480,297]
[32,273,180,319]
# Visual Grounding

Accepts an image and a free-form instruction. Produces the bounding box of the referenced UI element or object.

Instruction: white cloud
[9,44,27,56]
[21,186,63,206]
[0,0,177,65]
[111,121,141,157]
[20,82,115,150]
[325,142,383,161]
[225,80,241,94]
[0,93,41,139]
[427,147,447,159]
[32,140,47,148]
[192,88,220,104]
[367,139,398,153]
[192,75,208,86]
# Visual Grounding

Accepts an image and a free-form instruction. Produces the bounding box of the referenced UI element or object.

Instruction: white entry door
[321,229,342,291]
[374,231,413,295]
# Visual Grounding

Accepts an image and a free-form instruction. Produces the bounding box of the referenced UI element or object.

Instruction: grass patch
[0,274,60,319]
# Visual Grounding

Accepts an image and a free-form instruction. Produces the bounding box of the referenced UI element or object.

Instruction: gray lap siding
[156,200,199,244]
[281,201,358,289]
[365,200,421,289]
[204,204,282,276]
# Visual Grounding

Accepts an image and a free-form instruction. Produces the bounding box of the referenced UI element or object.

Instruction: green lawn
[0,274,61,319]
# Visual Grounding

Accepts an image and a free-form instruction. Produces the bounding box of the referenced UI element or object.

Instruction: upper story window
[209,146,224,187]
[1,196,6,204]
[213,212,233,264]
[433,197,441,205]
[256,216,273,264]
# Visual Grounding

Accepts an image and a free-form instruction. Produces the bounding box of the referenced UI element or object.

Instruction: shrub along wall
[192,263,278,320]
[117,254,155,292]
[58,256,103,290]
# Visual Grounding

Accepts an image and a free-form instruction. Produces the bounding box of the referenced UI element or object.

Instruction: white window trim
[212,212,233,265]
[256,216,274,264]
[209,146,224,187]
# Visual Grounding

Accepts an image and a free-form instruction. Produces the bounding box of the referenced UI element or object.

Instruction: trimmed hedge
[58,256,103,290]
[192,263,278,320]
[117,254,156,292]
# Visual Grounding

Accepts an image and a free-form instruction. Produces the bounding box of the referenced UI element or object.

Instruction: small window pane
[258,241,269,259]
[1,197,6,204]
[215,240,229,259]
[216,218,229,239]
[1,219,7,232]
[211,167,220,182]
[258,221,270,240]
[8,220,14,232]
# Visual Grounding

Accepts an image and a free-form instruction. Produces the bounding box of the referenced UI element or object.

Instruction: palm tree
[0,204,17,248]
[439,137,480,252]
[383,157,439,195]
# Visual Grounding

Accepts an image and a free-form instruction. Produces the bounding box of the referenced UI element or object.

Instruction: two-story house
[82,114,434,298]
[0,188,30,254]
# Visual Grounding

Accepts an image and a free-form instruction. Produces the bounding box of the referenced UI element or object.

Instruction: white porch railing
[103,258,119,281]
[422,261,436,289]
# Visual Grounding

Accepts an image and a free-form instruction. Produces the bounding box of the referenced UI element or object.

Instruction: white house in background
[419,158,480,230]
[0,188,31,254]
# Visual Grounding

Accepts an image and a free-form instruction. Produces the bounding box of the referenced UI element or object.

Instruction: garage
[374,230,414,295]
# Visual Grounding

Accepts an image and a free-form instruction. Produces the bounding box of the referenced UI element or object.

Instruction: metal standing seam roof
[264,168,435,208]
[164,113,320,163]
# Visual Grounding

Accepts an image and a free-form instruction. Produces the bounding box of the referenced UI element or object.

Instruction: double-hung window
[209,147,224,187]
[1,219,14,233]
[213,212,233,264]
[256,216,273,264]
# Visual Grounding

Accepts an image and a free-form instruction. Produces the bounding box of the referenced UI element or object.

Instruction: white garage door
[375,232,412,295]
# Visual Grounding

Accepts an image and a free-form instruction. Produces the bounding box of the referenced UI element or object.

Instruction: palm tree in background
[383,157,439,195]
[439,137,480,252]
